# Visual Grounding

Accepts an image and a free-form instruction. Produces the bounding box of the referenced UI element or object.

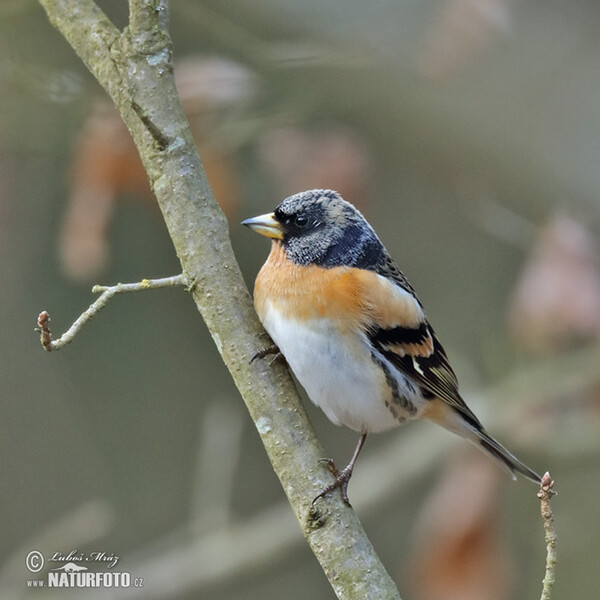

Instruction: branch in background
[0,500,114,598]
[538,472,557,600]
[190,400,245,537]
[36,275,186,351]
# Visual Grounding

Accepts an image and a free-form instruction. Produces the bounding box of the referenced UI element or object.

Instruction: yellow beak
[241,212,283,240]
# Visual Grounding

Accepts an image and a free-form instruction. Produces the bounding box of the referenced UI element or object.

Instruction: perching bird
[242,189,541,504]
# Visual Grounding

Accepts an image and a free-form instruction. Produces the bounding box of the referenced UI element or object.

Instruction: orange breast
[254,242,366,331]
[254,242,425,333]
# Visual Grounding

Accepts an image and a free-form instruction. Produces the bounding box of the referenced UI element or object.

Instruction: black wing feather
[365,249,482,426]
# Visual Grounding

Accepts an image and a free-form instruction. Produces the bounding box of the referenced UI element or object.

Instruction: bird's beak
[241,212,283,240]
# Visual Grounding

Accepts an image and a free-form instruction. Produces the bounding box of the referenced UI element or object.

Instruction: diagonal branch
[37,0,402,597]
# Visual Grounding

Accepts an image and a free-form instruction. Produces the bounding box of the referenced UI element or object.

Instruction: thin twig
[537,471,557,600]
[36,274,186,351]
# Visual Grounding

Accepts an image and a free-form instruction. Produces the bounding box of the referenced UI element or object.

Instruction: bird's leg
[313,433,367,506]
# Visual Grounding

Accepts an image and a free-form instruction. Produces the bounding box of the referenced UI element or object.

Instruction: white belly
[261,302,421,433]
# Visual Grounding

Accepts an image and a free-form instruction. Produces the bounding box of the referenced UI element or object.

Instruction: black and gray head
[242,189,385,268]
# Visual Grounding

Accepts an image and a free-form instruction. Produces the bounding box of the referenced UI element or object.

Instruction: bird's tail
[424,401,541,484]
[474,428,541,484]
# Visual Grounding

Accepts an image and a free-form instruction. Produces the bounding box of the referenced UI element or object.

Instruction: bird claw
[317,457,340,477]
[313,462,353,506]
[313,434,366,507]
[250,343,285,366]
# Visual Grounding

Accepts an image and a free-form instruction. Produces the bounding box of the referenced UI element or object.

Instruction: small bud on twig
[36,310,53,351]
[35,274,186,352]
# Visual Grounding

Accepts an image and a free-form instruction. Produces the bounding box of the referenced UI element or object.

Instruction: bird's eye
[294,215,308,228]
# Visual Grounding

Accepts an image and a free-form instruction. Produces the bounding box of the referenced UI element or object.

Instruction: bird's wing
[355,265,481,426]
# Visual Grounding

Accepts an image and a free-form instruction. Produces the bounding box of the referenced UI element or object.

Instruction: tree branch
[538,472,557,600]
[37,0,402,597]
[36,275,186,351]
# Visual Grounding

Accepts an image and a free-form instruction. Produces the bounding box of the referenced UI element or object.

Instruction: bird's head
[242,189,383,268]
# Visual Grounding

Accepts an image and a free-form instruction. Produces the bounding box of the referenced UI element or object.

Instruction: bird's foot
[313,459,354,506]
[250,343,285,366]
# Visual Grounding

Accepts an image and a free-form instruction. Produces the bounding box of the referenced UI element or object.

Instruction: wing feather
[357,259,481,426]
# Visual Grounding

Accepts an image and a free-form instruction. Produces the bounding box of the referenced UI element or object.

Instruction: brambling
[243,189,541,504]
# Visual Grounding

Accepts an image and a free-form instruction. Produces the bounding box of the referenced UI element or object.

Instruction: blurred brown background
[1,1,599,598]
